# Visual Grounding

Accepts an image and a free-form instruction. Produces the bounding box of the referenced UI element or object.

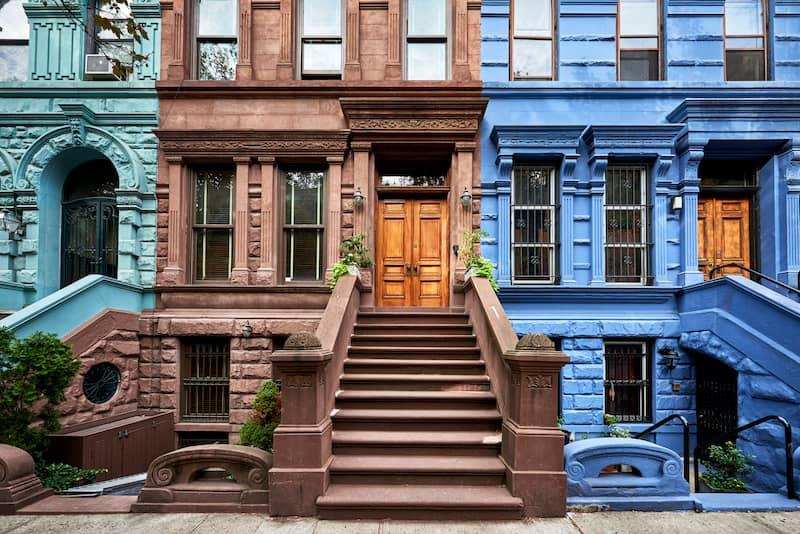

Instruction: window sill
[175,422,232,433]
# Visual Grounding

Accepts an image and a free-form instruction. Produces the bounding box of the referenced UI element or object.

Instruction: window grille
[604,341,652,423]
[193,168,234,281]
[182,339,230,422]
[604,166,649,284]
[512,0,556,80]
[512,165,557,283]
[283,170,325,282]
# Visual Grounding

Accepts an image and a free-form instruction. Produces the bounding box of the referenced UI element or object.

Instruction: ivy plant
[459,230,499,292]
[39,463,107,493]
[329,233,373,288]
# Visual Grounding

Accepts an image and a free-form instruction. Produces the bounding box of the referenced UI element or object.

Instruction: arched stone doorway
[60,159,119,287]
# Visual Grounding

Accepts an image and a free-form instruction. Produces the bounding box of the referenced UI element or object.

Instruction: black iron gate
[695,356,738,449]
[61,198,118,287]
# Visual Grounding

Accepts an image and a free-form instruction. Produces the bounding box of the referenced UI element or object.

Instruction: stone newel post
[501,333,570,517]
[268,333,333,516]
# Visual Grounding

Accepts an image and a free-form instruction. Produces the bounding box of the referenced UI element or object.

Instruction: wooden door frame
[699,185,760,275]
[375,191,450,308]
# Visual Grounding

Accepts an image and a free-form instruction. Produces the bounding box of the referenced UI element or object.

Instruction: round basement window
[83,363,121,404]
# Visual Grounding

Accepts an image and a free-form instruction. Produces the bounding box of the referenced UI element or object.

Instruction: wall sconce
[658,347,680,370]
[241,321,253,338]
[0,209,24,239]
[452,244,460,257]
[671,195,683,210]
[460,188,472,209]
[353,188,365,209]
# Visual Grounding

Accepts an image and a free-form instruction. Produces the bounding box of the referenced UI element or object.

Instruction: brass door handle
[413,264,419,275]
[405,263,411,275]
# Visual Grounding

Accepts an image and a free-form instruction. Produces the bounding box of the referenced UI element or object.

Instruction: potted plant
[698,441,752,493]
[459,230,499,291]
[329,233,374,288]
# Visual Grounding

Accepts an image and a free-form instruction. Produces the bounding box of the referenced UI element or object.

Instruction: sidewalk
[1,512,799,534]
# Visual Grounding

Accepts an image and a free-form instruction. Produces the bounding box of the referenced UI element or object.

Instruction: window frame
[723,0,768,81]
[511,164,559,284]
[193,0,239,80]
[181,338,231,423]
[403,0,451,81]
[280,167,326,284]
[603,164,651,285]
[0,0,29,81]
[191,166,235,283]
[510,0,557,81]
[616,0,662,81]
[603,340,653,424]
[297,0,345,79]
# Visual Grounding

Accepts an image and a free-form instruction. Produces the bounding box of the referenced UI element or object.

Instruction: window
[604,341,652,423]
[91,0,135,75]
[0,0,29,81]
[405,0,448,80]
[283,170,324,282]
[512,165,557,283]
[182,339,230,422]
[512,0,555,80]
[724,0,766,81]
[300,0,343,78]
[618,0,660,81]
[193,169,234,281]
[605,166,649,284]
[196,0,238,80]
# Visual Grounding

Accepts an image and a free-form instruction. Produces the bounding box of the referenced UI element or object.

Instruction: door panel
[698,197,751,280]
[377,198,448,307]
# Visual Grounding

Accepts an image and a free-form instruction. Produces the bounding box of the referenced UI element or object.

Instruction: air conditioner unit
[85,54,116,79]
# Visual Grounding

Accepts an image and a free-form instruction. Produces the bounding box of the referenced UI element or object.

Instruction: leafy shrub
[39,463,107,493]
[459,230,499,291]
[603,414,632,438]
[239,380,282,451]
[0,328,80,465]
[700,441,752,492]
[329,233,373,288]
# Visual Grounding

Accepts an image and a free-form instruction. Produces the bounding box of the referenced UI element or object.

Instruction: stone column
[654,156,674,286]
[678,148,704,286]
[236,0,253,80]
[560,156,579,285]
[326,157,344,280]
[277,0,294,80]
[344,0,361,80]
[502,333,569,517]
[784,150,800,288]
[453,0,470,81]
[167,0,186,80]
[231,157,251,285]
[455,143,475,254]
[386,0,401,79]
[352,142,371,237]
[256,157,276,285]
[116,191,142,285]
[496,155,512,286]
[269,334,333,517]
[589,156,608,285]
[163,156,187,285]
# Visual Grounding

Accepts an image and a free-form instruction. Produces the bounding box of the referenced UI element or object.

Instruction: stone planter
[347,264,360,277]
[697,477,749,494]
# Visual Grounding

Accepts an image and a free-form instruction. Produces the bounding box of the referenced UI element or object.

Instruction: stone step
[356,312,470,326]
[339,373,491,391]
[331,408,502,431]
[335,390,497,411]
[329,454,506,485]
[343,358,486,375]
[332,429,502,456]
[316,484,523,520]
[353,323,474,336]
[350,334,478,347]
[347,346,481,360]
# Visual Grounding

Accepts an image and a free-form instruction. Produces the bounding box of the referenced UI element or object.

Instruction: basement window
[182,339,231,422]
[604,341,652,423]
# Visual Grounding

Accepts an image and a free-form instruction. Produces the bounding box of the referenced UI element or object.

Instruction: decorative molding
[582,125,683,158]
[359,0,388,9]
[252,0,280,8]
[667,98,800,123]
[341,97,486,137]
[498,286,676,305]
[154,130,351,157]
[492,126,586,158]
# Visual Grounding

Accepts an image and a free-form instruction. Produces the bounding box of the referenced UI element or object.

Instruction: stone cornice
[499,286,677,305]
[582,125,684,158]
[492,126,586,156]
[154,130,351,158]
[667,98,800,123]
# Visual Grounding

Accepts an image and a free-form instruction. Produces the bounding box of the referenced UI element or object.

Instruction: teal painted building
[0,0,160,312]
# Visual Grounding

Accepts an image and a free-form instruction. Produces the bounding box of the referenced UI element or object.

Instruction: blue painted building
[0,0,160,313]
[480,0,800,491]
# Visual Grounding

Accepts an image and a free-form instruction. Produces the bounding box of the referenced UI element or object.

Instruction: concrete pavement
[1,512,799,534]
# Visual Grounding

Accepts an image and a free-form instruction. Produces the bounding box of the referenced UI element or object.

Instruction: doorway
[375,197,449,308]
[695,356,738,449]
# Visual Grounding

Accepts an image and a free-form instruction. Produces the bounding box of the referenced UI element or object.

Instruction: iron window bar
[605,166,650,285]
[633,414,690,482]
[604,341,652,423]
[709,263,800,298]
[692,415,795,499]
[511,165,558,283]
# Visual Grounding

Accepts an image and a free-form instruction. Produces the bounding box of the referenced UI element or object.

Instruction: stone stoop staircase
[315,309,524,520]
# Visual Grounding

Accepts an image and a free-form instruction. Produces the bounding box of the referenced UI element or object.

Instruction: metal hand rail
[633,414,690,482]
[693,415,795,499]
[709,263,800,298]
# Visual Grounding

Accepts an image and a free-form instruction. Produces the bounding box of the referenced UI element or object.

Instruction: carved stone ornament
[284,332,322,350]
[516,332,555,351]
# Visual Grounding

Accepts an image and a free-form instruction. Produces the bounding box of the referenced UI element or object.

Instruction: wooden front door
[376,198,449,307]
[698,197,751,280]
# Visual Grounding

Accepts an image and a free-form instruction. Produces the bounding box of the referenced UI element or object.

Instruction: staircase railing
[709,263,800,298]
[633,414,690,482]
[692,415,795,499]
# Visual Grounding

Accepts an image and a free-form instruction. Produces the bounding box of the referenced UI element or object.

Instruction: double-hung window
[300,0,343,78]
[0,0,29,81]
[604,341,652,423]
[512,0,555,80]
[605,166,649,284]
[283,170,325,282]
[182,339,230,422]
[405,0,448,80]
[194,168,234,281]
[724,0,766,81]
[512,165,557,283]
[196,0,238,80]
[618,0,660,81]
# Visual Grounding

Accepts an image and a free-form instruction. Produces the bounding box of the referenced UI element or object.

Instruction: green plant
[329,234,374,288]
[603,414,632,438]
[39,463,107,493]
[699,441,753,492]
[239,380,282,452]
[0,328,80,465]
[459,230,499,291]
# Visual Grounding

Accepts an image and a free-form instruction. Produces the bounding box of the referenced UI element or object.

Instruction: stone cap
[516,333,555,350]
[284,332,322,350]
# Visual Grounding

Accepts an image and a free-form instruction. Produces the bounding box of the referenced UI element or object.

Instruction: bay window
[283,170,325,282]
[724,0,766,81]
[512,0,555,80]
[193,169,234,281]
[405,0,448,80]
[196,0,238,80]
[300,0,343,78]
[618,0,660,81]
[604,166,649,284]
[512,165,558,283]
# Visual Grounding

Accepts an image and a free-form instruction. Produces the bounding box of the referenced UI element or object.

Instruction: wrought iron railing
[709,263,800,298]
[633,414,691,482]
[693,415,795,499]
